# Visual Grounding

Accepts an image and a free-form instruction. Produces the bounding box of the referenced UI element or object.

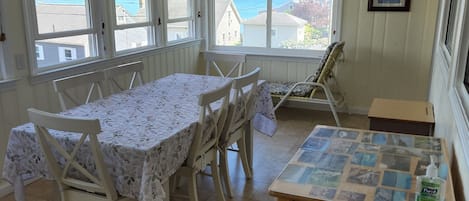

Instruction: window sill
[0,79,18,92]
[207,46,326,61]
[30,39,202,85]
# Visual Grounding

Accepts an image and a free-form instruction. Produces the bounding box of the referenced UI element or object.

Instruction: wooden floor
[0,107,369,201]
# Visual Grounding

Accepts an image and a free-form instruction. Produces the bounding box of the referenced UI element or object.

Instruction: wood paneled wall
[0,42,201,177]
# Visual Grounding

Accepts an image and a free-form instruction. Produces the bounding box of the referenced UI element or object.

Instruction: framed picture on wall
[368,0,411,12]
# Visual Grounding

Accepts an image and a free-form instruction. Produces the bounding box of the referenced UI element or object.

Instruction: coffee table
[268,125,455,201]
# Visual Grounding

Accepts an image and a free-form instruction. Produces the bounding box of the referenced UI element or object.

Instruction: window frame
[23,0,103,74]
[109,0,157,55]
[440,0,459,64]
[163,0,196,44]
[447,0,469,173]
[22,0,198,76]
[0,2,6,80]
[208,0,343,58]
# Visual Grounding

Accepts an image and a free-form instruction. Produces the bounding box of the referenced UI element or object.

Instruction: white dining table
[2,73,276,201]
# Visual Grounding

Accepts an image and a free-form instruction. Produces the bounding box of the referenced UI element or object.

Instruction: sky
[36,0,293,19]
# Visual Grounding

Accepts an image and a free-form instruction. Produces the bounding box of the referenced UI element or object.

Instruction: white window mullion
[114,22,153,30]
[162,0,169,45]
[36,29,94,41]
[267,0,272,48]
[94,0,111,59]
[152,0,162,47]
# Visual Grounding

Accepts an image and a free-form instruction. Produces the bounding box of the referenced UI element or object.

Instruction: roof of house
[242,12,307,26]
[215,0,242,27]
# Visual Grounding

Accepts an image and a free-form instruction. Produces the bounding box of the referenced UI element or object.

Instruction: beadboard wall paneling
[0,43,201,178]
[337,0,439,111]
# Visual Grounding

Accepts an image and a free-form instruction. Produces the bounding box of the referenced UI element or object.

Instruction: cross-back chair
[104,61,144,94]
[27,108,134,201]
[53,71,105,111]
[270,41,346,126]
[170,81,232,201]
[219,67,260,198]
[204,52,246,78]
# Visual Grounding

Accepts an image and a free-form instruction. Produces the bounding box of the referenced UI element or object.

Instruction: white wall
[271,25,302,48]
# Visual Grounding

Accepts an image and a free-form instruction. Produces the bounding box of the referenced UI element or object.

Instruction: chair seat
[269,81,314,97]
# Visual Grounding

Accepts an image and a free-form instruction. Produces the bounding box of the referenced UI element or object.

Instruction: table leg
[244,119,254,172]
[14,177,25,201]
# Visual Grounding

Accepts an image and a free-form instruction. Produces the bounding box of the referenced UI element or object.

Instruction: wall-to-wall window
[209,0,341,57]
[0,1,6,80]
[23,0,195,74]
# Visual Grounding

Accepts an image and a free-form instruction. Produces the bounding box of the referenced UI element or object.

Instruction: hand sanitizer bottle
[415,155,446,201]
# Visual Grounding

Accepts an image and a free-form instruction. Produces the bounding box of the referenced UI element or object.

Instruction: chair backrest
[220,68,260,146]
[105,61,144,94]
[27,108,118,201]
[310,41,345,97]
[204,52,246,78]
[186,81,232,169]
[53,71,105,111]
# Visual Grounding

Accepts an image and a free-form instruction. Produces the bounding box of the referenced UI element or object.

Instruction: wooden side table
[368,98,435,136]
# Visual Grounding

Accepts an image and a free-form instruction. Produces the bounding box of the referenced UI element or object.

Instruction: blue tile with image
[372,133,387,145]
[351,152,377,167]
[302,137,330,152]
[314,128,336,138]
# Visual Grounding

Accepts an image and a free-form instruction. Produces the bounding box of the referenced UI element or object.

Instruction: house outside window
[23,0,98,72]
[211,0,340,55]
[36,45,44,61]
[58,47,77,62]
[23,0,196,74]
[165,0,194,42]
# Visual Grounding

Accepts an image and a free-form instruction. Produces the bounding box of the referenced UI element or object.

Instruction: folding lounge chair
[270,41,346,126]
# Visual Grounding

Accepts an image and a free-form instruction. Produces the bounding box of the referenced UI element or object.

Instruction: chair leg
[220,149,234,198]
[188,172,199,201]
[237,135,252,179]
[210,160,227,201]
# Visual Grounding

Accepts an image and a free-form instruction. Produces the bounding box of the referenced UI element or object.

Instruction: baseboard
[276,101,369,115]
[0,179,12,198]
[0,177,40,198]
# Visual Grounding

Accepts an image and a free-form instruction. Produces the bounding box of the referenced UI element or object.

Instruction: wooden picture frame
[368,0,411,12]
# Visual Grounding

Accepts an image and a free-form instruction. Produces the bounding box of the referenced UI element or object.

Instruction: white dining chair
[204,52,246,78]
[27,108,135,201]
[170,81,232,201]
[53,71,105,111]
[104,61,144,94]
[218,67,260,197]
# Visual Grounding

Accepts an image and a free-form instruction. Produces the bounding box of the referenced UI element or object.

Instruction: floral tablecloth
[2,73,276,201]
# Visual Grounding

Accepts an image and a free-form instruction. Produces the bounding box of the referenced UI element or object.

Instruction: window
[23,0,196,74]
[211,0,340,54]
[444,0,458,54]
[24,0,99,71]
[165,0,194,42]
[112,0,153,52]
